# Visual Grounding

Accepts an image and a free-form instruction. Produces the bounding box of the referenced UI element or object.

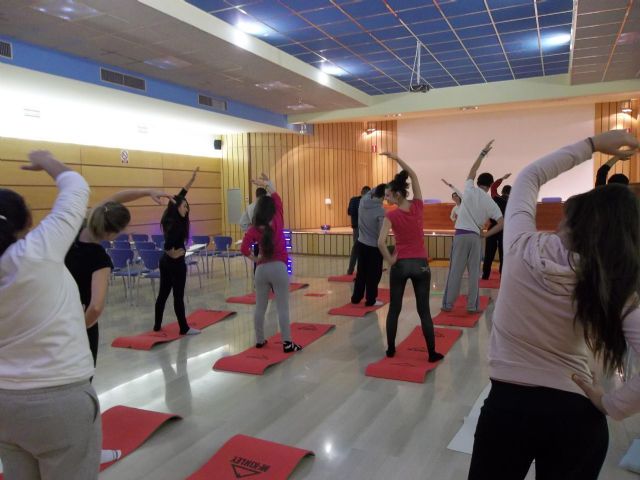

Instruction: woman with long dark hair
[0,151,101,478]
[468,130,640,479]
[377,153,443,363]
[154,167,201,335]
[241,174,301,353]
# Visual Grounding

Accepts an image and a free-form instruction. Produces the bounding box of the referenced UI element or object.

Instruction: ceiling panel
[190,0,580,94]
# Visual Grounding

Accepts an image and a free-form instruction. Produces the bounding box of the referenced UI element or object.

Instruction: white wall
[398,104,595,201]
[0,63,283,157]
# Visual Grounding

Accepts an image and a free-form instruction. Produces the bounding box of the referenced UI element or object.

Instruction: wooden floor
[75,256,640,479]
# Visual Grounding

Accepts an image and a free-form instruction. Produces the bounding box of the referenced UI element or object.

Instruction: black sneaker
[283,341,302,353]
[256,340,267,348]
[386,347,396,358]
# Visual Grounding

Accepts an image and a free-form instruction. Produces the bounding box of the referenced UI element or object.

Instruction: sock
[386,347,395,358]
[100,449,122,464]
[429,352,444,363]
[256,340,267,348]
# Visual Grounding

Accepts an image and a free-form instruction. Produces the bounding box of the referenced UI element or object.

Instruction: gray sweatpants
[0,380,101,480]
[442,233,482,311]
[254,261,292,343]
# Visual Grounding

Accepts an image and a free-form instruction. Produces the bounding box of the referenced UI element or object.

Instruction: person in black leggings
[154,167,201,335]
[377,153,443,363]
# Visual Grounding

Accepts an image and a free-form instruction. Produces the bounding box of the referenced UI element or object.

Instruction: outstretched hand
[260,172,269,181]
[592,130,639,157]
[502,173,511,180]
[481,140,495,156]
[572,372,606,414]
[22,150,55,171]
[190,167,200,180]
[381,152,399,160]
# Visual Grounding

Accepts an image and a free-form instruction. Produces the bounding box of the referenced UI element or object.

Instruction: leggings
[254,261,291,343]
[154,254,189,334]
[468,380,608,480]
[385,258,437,354]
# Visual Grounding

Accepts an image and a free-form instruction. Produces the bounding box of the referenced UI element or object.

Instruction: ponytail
[0,189,30,256]
[387,170,410,198]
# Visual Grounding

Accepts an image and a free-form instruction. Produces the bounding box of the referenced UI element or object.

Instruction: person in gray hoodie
[351,184,387,306]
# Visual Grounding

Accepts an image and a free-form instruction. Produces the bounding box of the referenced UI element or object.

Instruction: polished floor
[62,256,640,479]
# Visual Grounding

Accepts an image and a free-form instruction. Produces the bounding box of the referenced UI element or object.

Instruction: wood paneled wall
[0,137,222,236]
[222,121,397,232]
[594,100,640,183]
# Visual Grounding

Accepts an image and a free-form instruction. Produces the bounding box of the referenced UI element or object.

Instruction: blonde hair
[87,201,131,240]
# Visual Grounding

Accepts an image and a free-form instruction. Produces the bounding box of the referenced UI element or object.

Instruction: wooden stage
[290,202,564,260]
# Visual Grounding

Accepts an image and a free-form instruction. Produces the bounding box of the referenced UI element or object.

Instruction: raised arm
[253,173,275,194]
[381,152,422,200]
[595,155,631,187]
[182,167,200,193]
[441,178,463,199]
[505,131,638,248]
[100,189,174,206]
[467,140,494,181]
[490,173,510,197]
[22,151,89,262]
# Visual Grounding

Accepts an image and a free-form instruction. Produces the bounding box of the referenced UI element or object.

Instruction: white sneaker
[373,300,384,306]
[100,449,122,464]
[185,327,201,335]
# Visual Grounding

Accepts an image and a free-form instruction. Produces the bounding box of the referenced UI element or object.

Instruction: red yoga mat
[328,288,390,317]
[433,296,490,328]
[365,327,462,383]
[100,405,181,471]
[479,277,501,289]
[186,434,313,480]
[111,310,236,350]
[213,323,335,375]
[328,273,356,282]
[226,282,309,304]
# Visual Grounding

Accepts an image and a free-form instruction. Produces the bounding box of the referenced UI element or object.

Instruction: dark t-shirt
[347,196,361,228]
[65,238,113,309]
[163,188,189,250]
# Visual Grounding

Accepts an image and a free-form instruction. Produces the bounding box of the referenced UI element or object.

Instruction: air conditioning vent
[0,40,12,59]
[198,94,227,111]
[100,68,146,91]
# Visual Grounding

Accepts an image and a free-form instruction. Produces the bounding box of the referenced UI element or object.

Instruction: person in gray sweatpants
[442,140,504,312]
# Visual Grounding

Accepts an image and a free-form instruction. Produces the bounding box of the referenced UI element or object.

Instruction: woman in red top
[377,153,444,362]
[241,174,302,353]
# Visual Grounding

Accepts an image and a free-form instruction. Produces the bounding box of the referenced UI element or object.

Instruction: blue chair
[423,198,442,204]
[131,233,149,242]
[137,249,163,298]
[541,197,562,203]
[113,241,131,250]
[134,241,157,251]
[213,235,245,277]
[115,233,129,242]
[151,235,165,249]
[191,235,214,275]
[107,249,139,299]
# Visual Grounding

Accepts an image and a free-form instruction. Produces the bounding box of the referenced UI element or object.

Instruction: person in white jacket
[0,151,101,479]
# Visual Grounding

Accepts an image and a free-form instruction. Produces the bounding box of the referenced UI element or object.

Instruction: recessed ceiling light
[255,80,296,91]
[460,106,479,111]
[32,0,101,21]
[237,19,270,36]
[320,63,347,77]
[287,103,316,111]
[143,56,192,70]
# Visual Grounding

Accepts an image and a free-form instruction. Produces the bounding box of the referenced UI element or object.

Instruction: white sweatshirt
[0,171,94,389]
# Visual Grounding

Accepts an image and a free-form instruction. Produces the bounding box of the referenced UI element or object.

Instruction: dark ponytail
[253,196,276,259]
[566,184,640,374]
[387,170,410,198]
[0,189,30,256]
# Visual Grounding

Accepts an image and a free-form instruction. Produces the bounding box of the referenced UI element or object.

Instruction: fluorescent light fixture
[542,33,571,47]
[32,0,101,21]
[143,56,192,70]
[460,106,479,111]
[320,63,347,77]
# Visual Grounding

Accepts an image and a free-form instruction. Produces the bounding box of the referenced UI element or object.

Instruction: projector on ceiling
[409,83,431,93]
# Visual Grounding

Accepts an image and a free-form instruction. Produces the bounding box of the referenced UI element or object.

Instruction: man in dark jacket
[347,186,370,275]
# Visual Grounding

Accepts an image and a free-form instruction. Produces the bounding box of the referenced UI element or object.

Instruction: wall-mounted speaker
[214,139,222,150]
